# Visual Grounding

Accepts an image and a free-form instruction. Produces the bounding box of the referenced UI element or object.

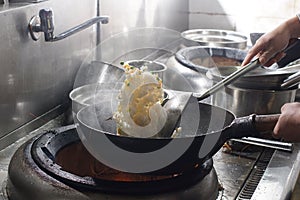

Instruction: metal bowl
[175,46,247,73]
[125,60,167,80]
[181,29,248,49]
[69,83,120,115]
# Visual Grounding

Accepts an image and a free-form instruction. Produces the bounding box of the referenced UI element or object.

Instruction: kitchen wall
[100,0,300,47]
[0,0,188,150]
[189,0,300,41]
[99,0,189,40]
[0,0,98,149]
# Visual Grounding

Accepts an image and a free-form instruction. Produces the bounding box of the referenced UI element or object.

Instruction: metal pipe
[51,16,109,42]
[230,137,293,152]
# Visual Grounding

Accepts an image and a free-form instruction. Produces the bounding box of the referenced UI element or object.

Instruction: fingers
[241,42,265,66]
[272,118,282,139]
[242,46,286,67]
[262,52,286,67]
[272,102,300,142]
[272,103,288,139]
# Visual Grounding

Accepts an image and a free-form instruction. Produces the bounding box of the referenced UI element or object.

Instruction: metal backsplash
[99,0,189,40]
[0,0,188,149]
[0,0,98,148]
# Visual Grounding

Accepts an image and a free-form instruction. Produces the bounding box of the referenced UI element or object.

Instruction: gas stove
[0,113,299,200]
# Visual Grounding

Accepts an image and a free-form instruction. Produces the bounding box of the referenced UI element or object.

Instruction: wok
[75,99,279,176]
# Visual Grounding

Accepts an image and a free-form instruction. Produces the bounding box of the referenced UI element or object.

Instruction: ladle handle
[277,39,300,68]
[196,58,261,101]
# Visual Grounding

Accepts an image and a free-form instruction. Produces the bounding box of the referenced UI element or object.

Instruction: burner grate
[236,148,275,200]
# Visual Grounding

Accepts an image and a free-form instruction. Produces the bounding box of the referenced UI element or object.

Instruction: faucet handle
[39,9,54,42]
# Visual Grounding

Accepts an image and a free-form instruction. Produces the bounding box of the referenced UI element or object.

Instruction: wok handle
[227,114,279,139]
[253,114,280,133]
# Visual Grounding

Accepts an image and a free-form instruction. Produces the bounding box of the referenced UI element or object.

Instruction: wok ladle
[194,58,261,100]
[163,58,261,136]
[162,58,294,152]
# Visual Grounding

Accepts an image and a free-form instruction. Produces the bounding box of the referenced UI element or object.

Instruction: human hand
[242,26,290,67]
[273,102,300,142]
[242,16,300,67]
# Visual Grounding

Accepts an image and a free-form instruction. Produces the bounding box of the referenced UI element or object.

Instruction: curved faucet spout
[52,16,109,42]
[28,8,109,42]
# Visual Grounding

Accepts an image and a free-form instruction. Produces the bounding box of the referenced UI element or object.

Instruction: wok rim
[76,102,236,140]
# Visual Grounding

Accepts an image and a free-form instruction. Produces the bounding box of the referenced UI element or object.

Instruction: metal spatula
[158,90,193,137]
[160,58,262,137]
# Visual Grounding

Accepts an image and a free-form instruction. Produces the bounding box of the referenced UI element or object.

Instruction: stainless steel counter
[0,115,66,200]
[252,144,300,200]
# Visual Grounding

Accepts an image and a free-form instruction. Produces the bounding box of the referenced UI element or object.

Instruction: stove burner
[6,125,219,200]
[31,125,213,194]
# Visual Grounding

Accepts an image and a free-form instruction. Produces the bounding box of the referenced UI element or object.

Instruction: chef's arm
[242,14,300,66]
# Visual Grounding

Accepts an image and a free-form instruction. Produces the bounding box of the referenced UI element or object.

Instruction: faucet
[28,9,109,42]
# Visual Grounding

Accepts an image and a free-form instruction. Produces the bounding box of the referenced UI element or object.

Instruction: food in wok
[113,63,168,138]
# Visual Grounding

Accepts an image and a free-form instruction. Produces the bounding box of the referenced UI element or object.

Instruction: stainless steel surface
[251,144,300,200]
[231,137,294,152]
[28,8,109,41]
[281,71,300,89]
[161,90,193,137]
[125,60,167,80]
[175,46,246,73]
[236,149,275,199]
[164,56,213,99]
[0,1,97,149]
[0,115,67,200]
[99,0,189,40]
[196,58,261,100]
[213,85,296,117]
[10,0,46,3]
[181,29,248,49]
[70,83,120,114]
[0,104,67,151]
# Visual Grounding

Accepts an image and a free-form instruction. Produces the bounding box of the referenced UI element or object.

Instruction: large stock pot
[212,85,297,117]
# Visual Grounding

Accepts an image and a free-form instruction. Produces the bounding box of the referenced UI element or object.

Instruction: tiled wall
[189,0,300,38]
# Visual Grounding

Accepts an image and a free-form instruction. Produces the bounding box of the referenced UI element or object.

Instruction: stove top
[5,125,219,200]
[28,126,216,195]
[0,114,300,200]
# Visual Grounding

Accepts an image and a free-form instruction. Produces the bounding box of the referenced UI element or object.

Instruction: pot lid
[209,62,300,79]
[208,62,300,90]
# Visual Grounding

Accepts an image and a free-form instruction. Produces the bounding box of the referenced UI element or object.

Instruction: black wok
[75,101,279,176]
